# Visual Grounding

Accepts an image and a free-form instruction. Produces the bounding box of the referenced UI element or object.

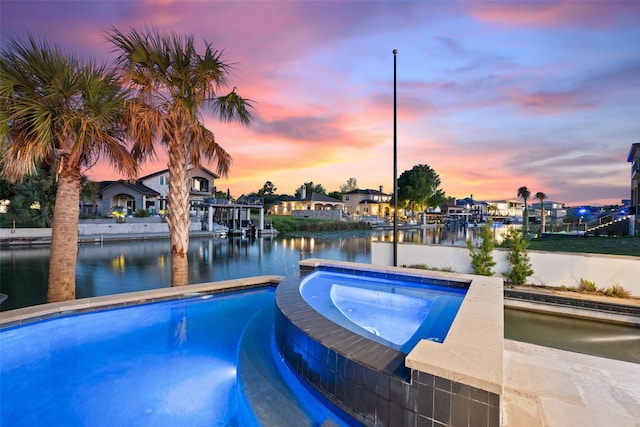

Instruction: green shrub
[264,215,370,233]
[578,279,597,292]
[502,228,533,285]
[466,220,496,276]
[603,285,631,298]
[134,209,150,218]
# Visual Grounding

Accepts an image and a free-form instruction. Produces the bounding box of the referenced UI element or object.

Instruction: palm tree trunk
[48,170,81,302]
[167,141,190,286]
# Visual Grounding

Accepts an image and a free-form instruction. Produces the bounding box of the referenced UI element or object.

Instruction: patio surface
[502,339,640,427]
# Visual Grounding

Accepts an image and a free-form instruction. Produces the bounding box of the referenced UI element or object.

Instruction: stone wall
[291,210,342,220]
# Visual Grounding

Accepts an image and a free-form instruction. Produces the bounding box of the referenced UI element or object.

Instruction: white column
[259,207,264,231]
[208,205,213,232]
[232,207,237,229]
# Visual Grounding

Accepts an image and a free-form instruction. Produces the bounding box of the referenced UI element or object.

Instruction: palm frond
[212,89,254,125]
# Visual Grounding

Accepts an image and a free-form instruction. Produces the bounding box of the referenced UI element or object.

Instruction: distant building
[342,187,391,217]
[97,180,160,216]
[95,164,219,217]
[272,186,344,220]
[628,142,640,235]
[529,201,567,222]
[455,195,488,220]
[485,199,522,219]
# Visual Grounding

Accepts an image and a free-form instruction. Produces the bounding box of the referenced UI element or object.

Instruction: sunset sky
[2,1,639,206]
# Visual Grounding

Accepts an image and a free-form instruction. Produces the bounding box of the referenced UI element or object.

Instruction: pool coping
[0,275,284,329]
[297,259,505,395]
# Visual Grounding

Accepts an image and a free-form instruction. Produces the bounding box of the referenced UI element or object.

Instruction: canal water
[0,227,485,311]
[1,228,638,363]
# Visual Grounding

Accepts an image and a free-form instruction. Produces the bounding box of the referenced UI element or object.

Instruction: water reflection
[0,225,506,311]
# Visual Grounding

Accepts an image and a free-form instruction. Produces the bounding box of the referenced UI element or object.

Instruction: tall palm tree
[517,186,530,235]
[107,28,253,286]
[0,36,136,302]
[535,191,547,233]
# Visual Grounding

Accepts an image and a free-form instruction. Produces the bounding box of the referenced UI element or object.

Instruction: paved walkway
[503,340,640,427]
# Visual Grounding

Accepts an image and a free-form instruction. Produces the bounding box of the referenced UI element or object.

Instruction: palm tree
[517,186,530,235]
[0,36,136,302]
[535,191,547,233]
[107,28,253,286]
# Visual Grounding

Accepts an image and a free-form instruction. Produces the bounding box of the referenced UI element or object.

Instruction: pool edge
[0,275,285,329]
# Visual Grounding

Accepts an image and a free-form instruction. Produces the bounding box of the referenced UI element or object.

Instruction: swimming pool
[0,287,356,427]
[299,269,467,352]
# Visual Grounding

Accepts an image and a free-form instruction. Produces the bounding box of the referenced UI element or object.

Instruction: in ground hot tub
[275,259,504,427]
[299,269,467,352]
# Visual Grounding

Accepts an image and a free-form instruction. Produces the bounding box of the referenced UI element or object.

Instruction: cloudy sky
[2,1,639,206]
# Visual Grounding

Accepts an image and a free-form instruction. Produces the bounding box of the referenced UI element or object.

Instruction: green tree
[502,228,533,285]
[398,164,446,217]
[466,220,496,276]
[295,182,326,198]
[255,181,278,205]
[108,28,253,286]
[517,186,531,236]
[339,177,358,193]
[215,189,229,200]
[80,175,99,217]
[10,166,57,227]
[535,191,547,233]
[257,181,277,196]
[1,36,136,302]
[327,191,343,200]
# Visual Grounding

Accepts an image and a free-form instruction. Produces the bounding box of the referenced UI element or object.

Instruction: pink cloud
[467,1,640,29]
[500,88,597,115]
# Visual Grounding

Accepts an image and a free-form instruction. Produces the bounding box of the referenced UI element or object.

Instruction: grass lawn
[527,236,640,257]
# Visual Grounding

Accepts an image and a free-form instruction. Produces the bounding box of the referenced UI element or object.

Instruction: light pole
[393,49,398,267]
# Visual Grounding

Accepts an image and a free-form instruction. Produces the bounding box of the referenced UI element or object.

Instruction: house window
[160,175,168,186]
[191,177,209,192]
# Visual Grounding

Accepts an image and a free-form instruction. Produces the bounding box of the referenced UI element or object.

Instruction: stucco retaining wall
[0,222,201,241]
[0,228,52,240]
[371,241,640,297]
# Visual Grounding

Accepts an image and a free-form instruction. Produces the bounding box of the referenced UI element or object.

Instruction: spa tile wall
[275,309,500,427]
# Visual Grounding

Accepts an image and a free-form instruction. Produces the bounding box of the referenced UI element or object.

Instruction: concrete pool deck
[1,278,639,426]
[502,340,640,427]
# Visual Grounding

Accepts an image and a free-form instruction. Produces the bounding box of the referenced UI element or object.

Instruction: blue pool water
[0,289,355,427]
[299,270,468,352]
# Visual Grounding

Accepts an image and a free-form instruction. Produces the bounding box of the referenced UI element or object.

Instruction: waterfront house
[529,201,567,223]
[455,195,488,221]
[96,180,160,216]
[95,164,219,217]
[341,187,391,217]
[485,199,523,220]
[273,186,344,220]
[441,202,469,221]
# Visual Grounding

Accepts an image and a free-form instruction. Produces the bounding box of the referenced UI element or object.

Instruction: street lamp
[393,49,398,267]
